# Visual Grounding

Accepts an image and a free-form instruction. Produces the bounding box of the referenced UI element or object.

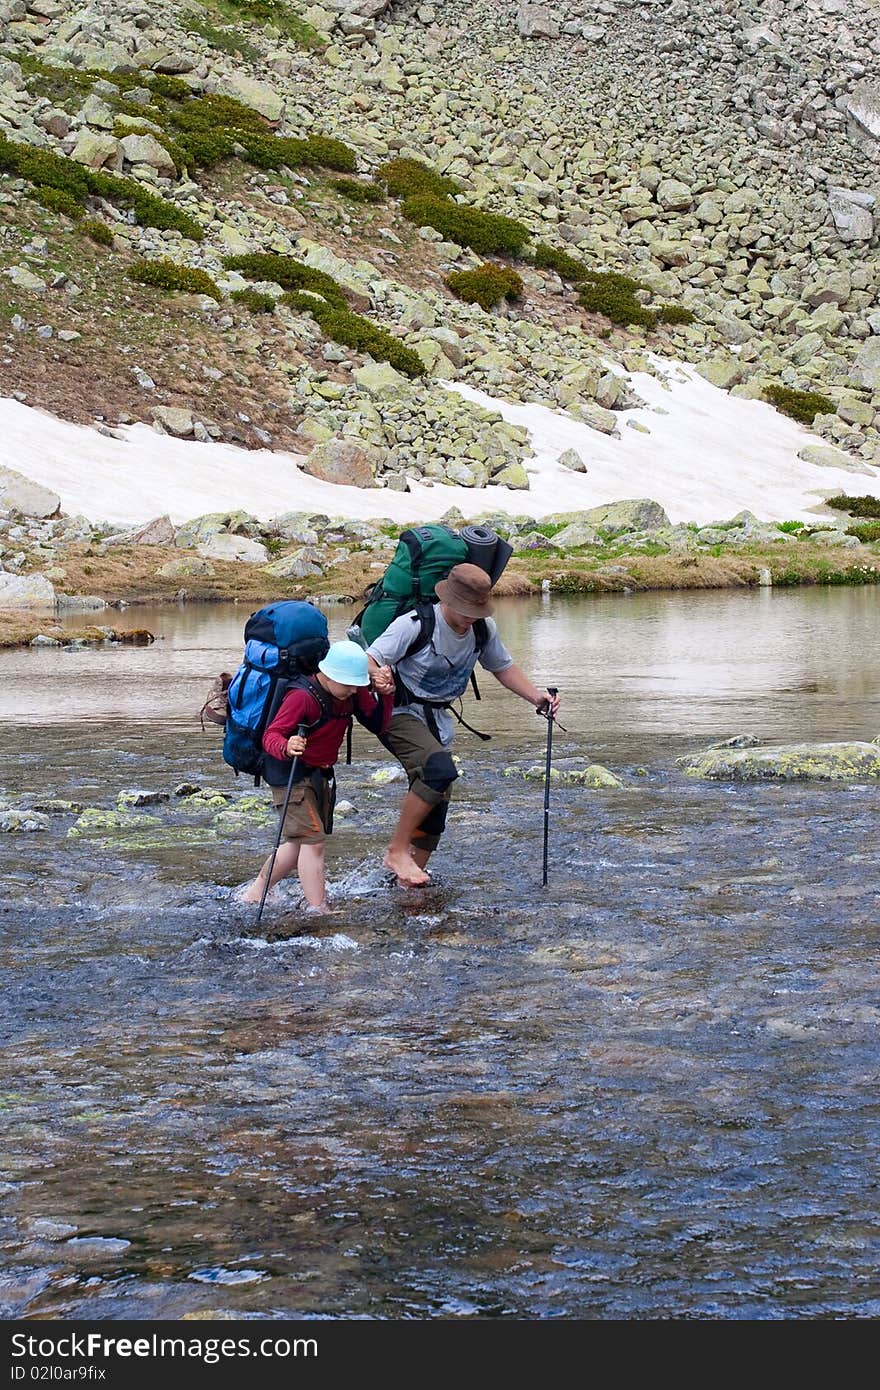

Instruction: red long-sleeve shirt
[263,681,392,769]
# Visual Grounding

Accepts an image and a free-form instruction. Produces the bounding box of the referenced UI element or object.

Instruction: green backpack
[351,524,469,647]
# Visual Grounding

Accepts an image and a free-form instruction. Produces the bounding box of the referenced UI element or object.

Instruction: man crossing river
[366,562,561,887]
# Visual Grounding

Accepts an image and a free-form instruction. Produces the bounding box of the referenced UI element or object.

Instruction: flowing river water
[1,587,879,1320]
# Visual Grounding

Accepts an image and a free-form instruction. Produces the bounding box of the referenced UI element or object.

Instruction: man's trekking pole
[257,723,307,924]
[541,688,558,888]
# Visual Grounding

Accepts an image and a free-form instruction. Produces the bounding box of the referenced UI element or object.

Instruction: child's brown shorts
[270,775,333,846]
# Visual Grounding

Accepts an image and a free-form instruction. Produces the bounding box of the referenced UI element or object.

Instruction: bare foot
[237,881,263,904]
[384,848,430,887]
[304,901,341,915]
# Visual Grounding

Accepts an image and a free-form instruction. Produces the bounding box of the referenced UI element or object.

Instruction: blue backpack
[222,600,330,783]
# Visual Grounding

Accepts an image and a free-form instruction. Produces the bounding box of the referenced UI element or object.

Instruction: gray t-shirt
[367,607,514,746]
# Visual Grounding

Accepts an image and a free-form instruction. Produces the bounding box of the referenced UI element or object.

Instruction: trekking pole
[541,688,558,888]
[257,723,307,924]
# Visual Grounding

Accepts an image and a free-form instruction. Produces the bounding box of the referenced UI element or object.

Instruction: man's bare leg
[384,790,433,886]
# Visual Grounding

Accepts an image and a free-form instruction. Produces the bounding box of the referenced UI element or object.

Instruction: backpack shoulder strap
[286,674,337,731]
[402,601,436,660]
[473,618,489,654]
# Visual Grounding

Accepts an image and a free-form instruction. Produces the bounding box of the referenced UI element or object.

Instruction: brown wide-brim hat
[435,562,495,619]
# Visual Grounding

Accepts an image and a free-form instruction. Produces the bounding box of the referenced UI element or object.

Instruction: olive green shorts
[381,713,455,854]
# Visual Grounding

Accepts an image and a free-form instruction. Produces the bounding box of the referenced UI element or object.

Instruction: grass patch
[329,176,384,203]
[231,287,276,312]
[128,258,222,299]
[827,494,880,518]
[765,384,835,424]
[375,157,461,200]
[445,263,523,310]
[401,194,530,255]
[776,520,805,534]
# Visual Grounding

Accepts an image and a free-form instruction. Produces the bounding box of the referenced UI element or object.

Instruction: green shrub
[181,12,261,61]
[175,130,237,170]
[826,494,880,518]
[533,241,587,281]
[0,134,202,238]
[765,384,836,425]
[303,134,357,172]
[128,258,221,299]
[231,287,276,312]
[581,267,645,294]
[578,275,656,329]
[80,218,114,246]
[219,0,325,48]
[376,157,460,200]
[846,521,880,543]
[311,305,427,377]
[224,253,348,307]
[657,304,695,325]
[28,185,84,219]
[170,93,265,139]
[776,520,806,533]
[0,137,90,200]
[401,194,530,255]
[329,177,384,203]
[445,263,523,310]
[237,134,310,169]
[144,74,193,101]
[280,289,331,314]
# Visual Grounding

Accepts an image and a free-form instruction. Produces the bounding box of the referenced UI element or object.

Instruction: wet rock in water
[370,766,406,783]
[62,1237,131,1258]
[25,798,84,814]
[563,763,624,788]
[710,735,763,749]
[679,741,880,781]
[67,808,162,838]
[177,790,233,811]
[174,783,202,797]
[334,799,358,818]
[0,809,49,832]
[117,788,170,808]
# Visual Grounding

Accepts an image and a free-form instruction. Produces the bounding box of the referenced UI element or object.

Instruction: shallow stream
[1,587,879,1318]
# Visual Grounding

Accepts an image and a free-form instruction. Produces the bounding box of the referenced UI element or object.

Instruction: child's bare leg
[297,841,328,909]
[240,841,300,902]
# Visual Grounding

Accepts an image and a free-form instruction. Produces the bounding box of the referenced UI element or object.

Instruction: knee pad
[422,751,458,794]
[418,799,449,838]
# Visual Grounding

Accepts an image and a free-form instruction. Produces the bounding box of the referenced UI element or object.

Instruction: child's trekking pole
[540,689,558,888]
[257,724,307,924]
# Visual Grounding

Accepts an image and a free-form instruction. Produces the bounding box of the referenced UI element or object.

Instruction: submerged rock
[0,809,49,832]
[679,741,880,781]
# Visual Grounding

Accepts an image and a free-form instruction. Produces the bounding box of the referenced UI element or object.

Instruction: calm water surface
[1,587,878,1319]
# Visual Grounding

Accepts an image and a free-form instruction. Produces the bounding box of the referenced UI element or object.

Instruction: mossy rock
[67,808,162,838]
[678,741,880,782]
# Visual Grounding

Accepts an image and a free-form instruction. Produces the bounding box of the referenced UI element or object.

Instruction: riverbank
[3,533,880,648]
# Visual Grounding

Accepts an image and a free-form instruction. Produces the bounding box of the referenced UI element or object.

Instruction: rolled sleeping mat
[460,524,514,585]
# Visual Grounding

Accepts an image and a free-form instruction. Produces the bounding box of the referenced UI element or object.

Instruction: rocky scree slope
[0,0,878,498]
